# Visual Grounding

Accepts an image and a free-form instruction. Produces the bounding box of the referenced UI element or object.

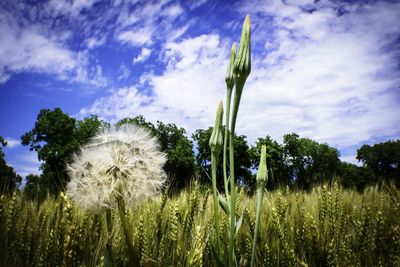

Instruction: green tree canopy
[357,139,400,186]
[192,127,252,188]
[22,174,42,200]
[249,136,289,189]
[283,133,340,190]
[21,108,106,195]
[0,136,22,195]
[338,162,375,192]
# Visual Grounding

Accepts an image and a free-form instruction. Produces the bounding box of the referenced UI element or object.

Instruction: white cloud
[79,86,152,121]
[85,36,106,49]
[167,24,192,42]
[4,138,20,149]
[0,11,107,87]
[133,48,152,64]
[5,149,41,179]
[240,1,400,146]
[117,63,131,80]
[115,1,187,48]
[46,0,101,16]
[0,24,77,83]
[81,0,400,163]
[161,4,184,19]
[81,34,228,132]
[117,28,154,47]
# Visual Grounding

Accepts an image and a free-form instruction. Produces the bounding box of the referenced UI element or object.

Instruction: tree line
[0,108,399,198]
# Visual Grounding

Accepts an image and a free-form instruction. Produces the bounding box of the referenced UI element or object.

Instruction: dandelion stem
[105,208,114,266]
[116,196,141,266]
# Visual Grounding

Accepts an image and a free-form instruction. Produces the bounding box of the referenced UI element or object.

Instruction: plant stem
[223,88,232,203]
[251,186,264,267]
[105,208,114,267]
[211,153,221,255]
[116,196,141,266]
[228,86,242,267]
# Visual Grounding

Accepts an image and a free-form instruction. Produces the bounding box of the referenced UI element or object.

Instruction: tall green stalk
[228,15,251,267]
[209,101,224,255]
[251,145,268,267]
[115,193,141,266]
[105,208,114,267]
[223,43,237,201]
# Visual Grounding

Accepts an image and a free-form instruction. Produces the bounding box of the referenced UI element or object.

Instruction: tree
[249,136,289,189]
[156,121,196,191]
[0,136,22,195]
[117,116,196,192]
[283,133,340,190]
[21,108,106,195]
[357,139,400,186]
[192,127,252,188]
[22,174,42,200]
[116,115,156,134]
[338,162,375,192]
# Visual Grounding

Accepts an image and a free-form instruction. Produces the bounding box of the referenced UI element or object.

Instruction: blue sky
[0,0,399,178]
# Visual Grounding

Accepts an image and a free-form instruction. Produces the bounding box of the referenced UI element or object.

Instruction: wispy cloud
[117,28,154,47]
[85,36,106,49]
[0,1,108,87]
[0,22,77,83]
[133,48,152,64]
[81,33,229,132]
[235,0,400,150]
[4,137,20,149]
[80,0,400,164]
[5,149,41,178]
[117,63,131,81]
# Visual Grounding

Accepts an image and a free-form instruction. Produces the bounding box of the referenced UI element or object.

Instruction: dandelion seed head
[66,124,167,211]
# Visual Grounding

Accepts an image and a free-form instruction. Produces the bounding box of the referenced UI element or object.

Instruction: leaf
[210,242,226,267]
[235,213,244,237]
[218,192,230,216]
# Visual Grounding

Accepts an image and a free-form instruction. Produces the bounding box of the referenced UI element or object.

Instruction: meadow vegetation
[0,183,399,266]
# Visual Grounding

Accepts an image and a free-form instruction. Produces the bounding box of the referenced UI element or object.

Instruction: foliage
[22,174,43,201]
[283,133,340,190]
[338,162,375,192]
[21,108,106,196]
[249,136,289,189]
[192,127,252,187]
[1,184,399,266]
[117,116,196,192]
[357,139,400,186]
[0,136,22,195]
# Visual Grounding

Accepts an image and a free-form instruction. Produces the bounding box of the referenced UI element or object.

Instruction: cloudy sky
[0,0,399,178]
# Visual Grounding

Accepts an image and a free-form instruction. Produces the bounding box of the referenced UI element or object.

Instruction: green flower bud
[225,43,237,90]
[234,15,251,87]
[209,101,224,156]
[256,145,268,186]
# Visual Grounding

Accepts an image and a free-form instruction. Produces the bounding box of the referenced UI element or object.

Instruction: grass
[0,182,399,267]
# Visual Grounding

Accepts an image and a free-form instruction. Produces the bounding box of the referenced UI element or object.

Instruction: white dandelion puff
[66,124,167,211]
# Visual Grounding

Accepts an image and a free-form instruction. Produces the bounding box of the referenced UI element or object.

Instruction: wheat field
[1,183,399,267]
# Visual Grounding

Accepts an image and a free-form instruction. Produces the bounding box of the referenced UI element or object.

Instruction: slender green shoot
[228,15,251,267]
[209,101,224,255]
[251,145,268,267]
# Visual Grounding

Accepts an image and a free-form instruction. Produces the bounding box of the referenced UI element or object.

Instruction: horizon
[0,0,399,178]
